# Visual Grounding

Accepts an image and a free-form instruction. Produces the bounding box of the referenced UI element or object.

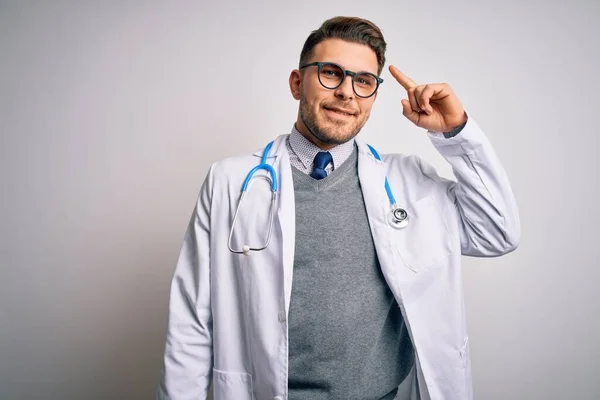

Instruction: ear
[289,69,302,100]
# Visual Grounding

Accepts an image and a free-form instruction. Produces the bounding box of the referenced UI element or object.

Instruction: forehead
[310,38,379,74]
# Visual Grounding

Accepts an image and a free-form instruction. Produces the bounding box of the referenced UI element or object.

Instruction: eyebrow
[327,61,379,75]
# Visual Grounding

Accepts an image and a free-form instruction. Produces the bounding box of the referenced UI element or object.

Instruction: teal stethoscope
[228,141,409,255]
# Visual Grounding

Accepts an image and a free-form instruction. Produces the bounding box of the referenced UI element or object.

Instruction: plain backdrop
[1,1,599,399]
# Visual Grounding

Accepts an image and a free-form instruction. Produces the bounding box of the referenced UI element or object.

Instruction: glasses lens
[318,63,344,89]
[353,73,378,97]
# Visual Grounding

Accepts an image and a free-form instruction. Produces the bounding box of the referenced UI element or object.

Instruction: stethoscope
[228,141,409,255]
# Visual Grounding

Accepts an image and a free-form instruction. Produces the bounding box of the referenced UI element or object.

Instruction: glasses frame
[299,61,384,99]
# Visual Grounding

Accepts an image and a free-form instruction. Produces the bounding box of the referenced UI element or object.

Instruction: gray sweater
[287,146,415,400]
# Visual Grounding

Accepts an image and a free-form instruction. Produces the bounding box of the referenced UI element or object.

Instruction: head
[289,16,387,149]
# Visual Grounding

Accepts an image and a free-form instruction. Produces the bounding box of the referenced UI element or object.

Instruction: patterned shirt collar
[288,124,356,172]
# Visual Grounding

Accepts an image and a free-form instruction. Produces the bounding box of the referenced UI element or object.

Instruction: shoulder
[380,152,438,181]
[201,152,259,194]
[212,151,260,174]
[356,140,438,183]
[208,134,290,186]
[377,151,452,202]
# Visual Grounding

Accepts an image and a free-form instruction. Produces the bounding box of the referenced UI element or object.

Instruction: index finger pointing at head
[389,65,417,90]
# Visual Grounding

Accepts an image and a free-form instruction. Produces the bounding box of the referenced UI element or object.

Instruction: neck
[294,120,337,151]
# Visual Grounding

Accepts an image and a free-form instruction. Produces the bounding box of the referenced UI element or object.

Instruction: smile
[324,106,355,118]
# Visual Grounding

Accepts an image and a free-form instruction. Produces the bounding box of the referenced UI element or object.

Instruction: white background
[1,1,599,398]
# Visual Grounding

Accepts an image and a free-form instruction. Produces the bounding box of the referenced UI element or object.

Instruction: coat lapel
[355,140,405,296]
[253,135,296,316]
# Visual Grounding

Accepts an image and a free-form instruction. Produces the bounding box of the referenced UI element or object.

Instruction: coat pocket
[212,368,253,400]
[394,195,453,272]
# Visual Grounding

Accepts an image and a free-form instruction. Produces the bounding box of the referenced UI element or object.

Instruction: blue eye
[322,69,341,77]
[355,74,376,88]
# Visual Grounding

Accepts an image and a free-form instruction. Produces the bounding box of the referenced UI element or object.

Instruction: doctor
[158,16,520,400]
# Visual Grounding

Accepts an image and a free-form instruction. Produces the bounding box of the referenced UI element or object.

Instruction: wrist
[443,112,468,138]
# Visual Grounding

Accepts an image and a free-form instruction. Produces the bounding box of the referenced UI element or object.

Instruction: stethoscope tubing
[229,140,410,255]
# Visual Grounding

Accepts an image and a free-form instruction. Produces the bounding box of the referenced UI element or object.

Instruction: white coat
[157,117,521,400]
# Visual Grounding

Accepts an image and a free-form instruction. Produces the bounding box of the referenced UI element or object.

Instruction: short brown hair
[299,16,387,75]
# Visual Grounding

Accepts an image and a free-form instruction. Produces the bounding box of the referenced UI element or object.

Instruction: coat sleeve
[157,165,215,399]
[421,116,521,257]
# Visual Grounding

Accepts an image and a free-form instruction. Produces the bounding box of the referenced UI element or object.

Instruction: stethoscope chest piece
[388,206,409,229]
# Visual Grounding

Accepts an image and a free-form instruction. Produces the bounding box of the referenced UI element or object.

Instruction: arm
[157,165,215,399]
[387,65,520,257]
[424,117,521,256]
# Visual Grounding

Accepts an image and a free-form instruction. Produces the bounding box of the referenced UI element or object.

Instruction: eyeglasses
[299,61,383,98]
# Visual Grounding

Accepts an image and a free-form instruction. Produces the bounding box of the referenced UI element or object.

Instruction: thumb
[401,99,419,124]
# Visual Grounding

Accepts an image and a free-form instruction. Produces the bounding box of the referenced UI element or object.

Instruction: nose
[333,74,354,100]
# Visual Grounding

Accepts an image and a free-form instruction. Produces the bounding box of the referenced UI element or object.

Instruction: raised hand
[389,65,468,133]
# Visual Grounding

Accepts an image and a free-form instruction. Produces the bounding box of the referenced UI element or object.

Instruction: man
[157,16,520,400]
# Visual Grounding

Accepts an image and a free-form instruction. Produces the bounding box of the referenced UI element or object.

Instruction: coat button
[278,311,286,323]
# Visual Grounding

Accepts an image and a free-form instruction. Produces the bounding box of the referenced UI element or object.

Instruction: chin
[317,124,358,144]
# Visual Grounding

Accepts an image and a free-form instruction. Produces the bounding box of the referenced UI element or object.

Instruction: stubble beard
[299,92,367,146]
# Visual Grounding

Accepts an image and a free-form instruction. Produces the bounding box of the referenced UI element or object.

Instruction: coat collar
[252,134,288,159]
[251,134,386,166]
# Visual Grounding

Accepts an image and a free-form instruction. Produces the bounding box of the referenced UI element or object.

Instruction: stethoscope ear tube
[229,141,278,255]
[228,180,278,255]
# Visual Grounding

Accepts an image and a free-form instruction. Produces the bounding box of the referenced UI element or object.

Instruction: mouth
[323,106,356,117]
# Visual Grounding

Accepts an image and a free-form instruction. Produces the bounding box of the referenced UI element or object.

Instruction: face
[289,38,380,149]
